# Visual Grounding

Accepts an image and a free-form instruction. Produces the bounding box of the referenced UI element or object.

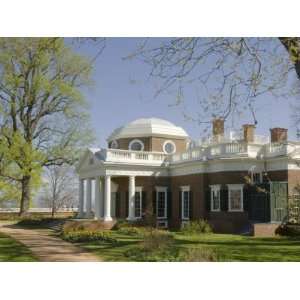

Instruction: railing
[265,142,295,157]
[102,148,168,165]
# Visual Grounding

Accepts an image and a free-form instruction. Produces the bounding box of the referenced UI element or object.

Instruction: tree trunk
[279,37,300,80]
[19,175,31,216]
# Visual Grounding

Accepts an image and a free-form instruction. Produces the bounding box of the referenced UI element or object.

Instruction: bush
[180,219,212,235]
[276,224,300,237]
[61,230,117,244]
[124,229,178,261]
[178,247,219,262]
[62,220,111,232]
[17,218,55,227]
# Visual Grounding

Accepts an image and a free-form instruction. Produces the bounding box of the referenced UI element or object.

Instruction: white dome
[107,118,189,141]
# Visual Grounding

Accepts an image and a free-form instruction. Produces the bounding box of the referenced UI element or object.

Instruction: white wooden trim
[227,184,244,212]
[181,188,190,220]
[128,139,145,151]
[155,186,167,219]
[210,185,221,212]
[134,186,143,219]
[163,140,177,154]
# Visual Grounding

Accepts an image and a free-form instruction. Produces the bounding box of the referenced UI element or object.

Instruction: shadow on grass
[0,233,37,262]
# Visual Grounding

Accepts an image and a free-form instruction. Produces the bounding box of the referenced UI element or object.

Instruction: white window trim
[135,186,143,219]
[227,184,244,212]
[155,186,168,219]
[210,184,221,212]
[251,172,262,184]
[180,186,190,220]
[129,139,144,151]
[163,140,176,154]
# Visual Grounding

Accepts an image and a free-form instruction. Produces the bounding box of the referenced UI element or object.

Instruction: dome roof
[107,118,189,141]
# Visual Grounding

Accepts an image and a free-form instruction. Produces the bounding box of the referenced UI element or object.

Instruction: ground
[0,232,37,262]
[77,231,300,262]
[1,220,300,262]
[0,222,101,262]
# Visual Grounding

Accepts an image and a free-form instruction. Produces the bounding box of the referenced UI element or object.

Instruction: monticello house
[76,118,300,233]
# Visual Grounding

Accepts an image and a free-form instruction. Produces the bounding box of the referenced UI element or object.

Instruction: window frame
[129,139,144,151]
[110,140,119,149]
[155,186,168,219]
[251,172,262,184]
[163,140,176,154]
[210,185,221,212]
[180,186,190,220]
[134,186,142,219]
[227,184,244,212]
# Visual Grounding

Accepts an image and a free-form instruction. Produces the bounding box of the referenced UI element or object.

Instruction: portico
[78,175,137,221]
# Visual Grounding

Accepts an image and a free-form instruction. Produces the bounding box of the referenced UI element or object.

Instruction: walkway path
[0,222,101,262]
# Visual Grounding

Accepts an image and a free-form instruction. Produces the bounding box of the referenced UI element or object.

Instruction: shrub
[62,220,110,233]
[61,230,117,244]
[142,229,174,251]
[17,218,55,227]
[276,224,300,237]
[180,219,212,235]
[178,247,219,262]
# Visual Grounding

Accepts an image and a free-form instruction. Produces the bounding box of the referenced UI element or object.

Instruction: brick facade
[111,168,296,233]
[110,136,187,154]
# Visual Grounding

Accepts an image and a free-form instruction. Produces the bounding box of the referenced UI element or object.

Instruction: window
[110,140,119,149]
[227,184,244,212]
[252,172,262,184]
[134,187,142,218]
[129,139,144,151]
[156,187,167,219]
[163,140,176,154]
[210,185,221,212]
[181,186,190,220]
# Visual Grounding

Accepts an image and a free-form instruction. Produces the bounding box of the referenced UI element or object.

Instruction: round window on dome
[110,140,119,149]
[163,140,176,154]
[129,139,144,151]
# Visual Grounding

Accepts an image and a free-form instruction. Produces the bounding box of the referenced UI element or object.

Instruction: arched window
[163,140,176,154]
[110,140,119,149]
[129,139,144,151]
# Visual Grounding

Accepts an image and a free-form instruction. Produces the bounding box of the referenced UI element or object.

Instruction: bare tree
[39,165,78,217]
[127,37,300,130]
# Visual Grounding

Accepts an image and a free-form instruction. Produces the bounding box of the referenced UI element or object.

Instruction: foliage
[61,230,117,244]
[62,220,111,232]
[276,224,300,237]
[177,247,219,262]
[113,219,148,236]
[0,38,95,214]
[180,219,213,235]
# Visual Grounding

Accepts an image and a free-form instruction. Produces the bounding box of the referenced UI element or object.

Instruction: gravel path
[0,222,101,262]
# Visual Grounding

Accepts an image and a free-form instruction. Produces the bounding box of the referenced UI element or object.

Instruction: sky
[75,38,299,148]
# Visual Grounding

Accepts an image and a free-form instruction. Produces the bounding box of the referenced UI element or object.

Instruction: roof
[107,118,189,141]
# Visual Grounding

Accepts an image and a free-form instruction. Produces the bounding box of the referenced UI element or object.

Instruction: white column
[127,176,135,221]
[86,178,92,218]
[78,179,84,218]
[94,177,104,220]
[103,175,112,221]
[94,177,100,220]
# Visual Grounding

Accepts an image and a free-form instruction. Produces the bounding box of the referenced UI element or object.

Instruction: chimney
[212,118,224,137]
[270,128,288,143]
[243,124,255,143]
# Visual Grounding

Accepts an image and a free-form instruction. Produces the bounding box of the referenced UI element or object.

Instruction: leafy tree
[0,38,94,215]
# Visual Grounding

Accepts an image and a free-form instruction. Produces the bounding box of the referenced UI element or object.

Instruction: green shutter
[205,189,211,212]
[167,191,172,219]
[152,191,156,215]
[179,191,182,219]
[189,191,193,219]
[142,191,147,216]
[220,188,228,211]
[125,191,129,218]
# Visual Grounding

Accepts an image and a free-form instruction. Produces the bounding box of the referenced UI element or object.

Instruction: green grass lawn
[0,232,38,262]
[76,231,300,262]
